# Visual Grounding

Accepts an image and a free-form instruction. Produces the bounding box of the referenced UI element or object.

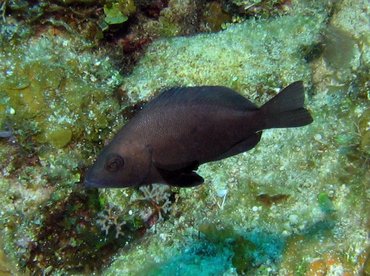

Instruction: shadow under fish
[85,81,313,188]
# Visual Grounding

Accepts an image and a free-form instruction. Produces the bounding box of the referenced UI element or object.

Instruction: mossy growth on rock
[0,30,126,273]
[0,33,123,150]
[122,4,327,103]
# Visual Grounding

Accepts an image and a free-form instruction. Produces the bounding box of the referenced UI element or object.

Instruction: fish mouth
[84,177,127,188]
[84,178,101,189]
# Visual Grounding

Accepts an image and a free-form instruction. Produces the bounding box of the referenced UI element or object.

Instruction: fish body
[85,81,313,188]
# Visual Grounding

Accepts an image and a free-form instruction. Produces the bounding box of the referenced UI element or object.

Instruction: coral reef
[0,0,369,274]
[121,1,326,103]
[226,0,293,19]
[0,28,126,273]
[103,0,370,274]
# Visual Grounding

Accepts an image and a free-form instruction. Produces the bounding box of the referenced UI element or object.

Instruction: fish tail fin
[260,81,313,129]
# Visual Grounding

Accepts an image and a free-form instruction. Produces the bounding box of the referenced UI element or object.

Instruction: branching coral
[96,204,127,239]
[229,0,292,18]
[133,184,173,223]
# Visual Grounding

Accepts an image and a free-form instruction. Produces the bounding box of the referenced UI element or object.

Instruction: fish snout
[84,177,100,189]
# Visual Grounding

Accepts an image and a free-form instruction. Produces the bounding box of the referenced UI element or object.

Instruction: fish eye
[105,154,124,172]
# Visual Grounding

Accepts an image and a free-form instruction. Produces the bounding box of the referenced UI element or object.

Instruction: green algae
[317,192,335,213]
[104,4,129,25]
[44,126,73,149]
[0,34,123,149]
[358,108,370,155]
[103,0,136,26]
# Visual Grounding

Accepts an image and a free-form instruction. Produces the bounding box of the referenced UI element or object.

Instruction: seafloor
[0,0,369,275]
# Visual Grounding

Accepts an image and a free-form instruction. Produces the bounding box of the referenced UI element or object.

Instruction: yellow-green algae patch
[44,126,73,149]
[0,35,123,148]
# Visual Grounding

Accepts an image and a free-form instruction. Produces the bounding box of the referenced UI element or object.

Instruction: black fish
[85,81,312,188]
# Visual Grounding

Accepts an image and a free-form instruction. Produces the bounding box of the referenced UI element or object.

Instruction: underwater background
[0,0,369,275]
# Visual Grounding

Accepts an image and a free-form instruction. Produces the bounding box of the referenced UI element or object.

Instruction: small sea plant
[134,184,174,224]
[96,203,127,239]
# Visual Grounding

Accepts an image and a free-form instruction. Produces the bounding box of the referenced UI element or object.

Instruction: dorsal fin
[144,86,258,111]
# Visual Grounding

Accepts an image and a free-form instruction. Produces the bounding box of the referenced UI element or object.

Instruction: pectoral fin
[163,171,204,187]
[154,161,204,187]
